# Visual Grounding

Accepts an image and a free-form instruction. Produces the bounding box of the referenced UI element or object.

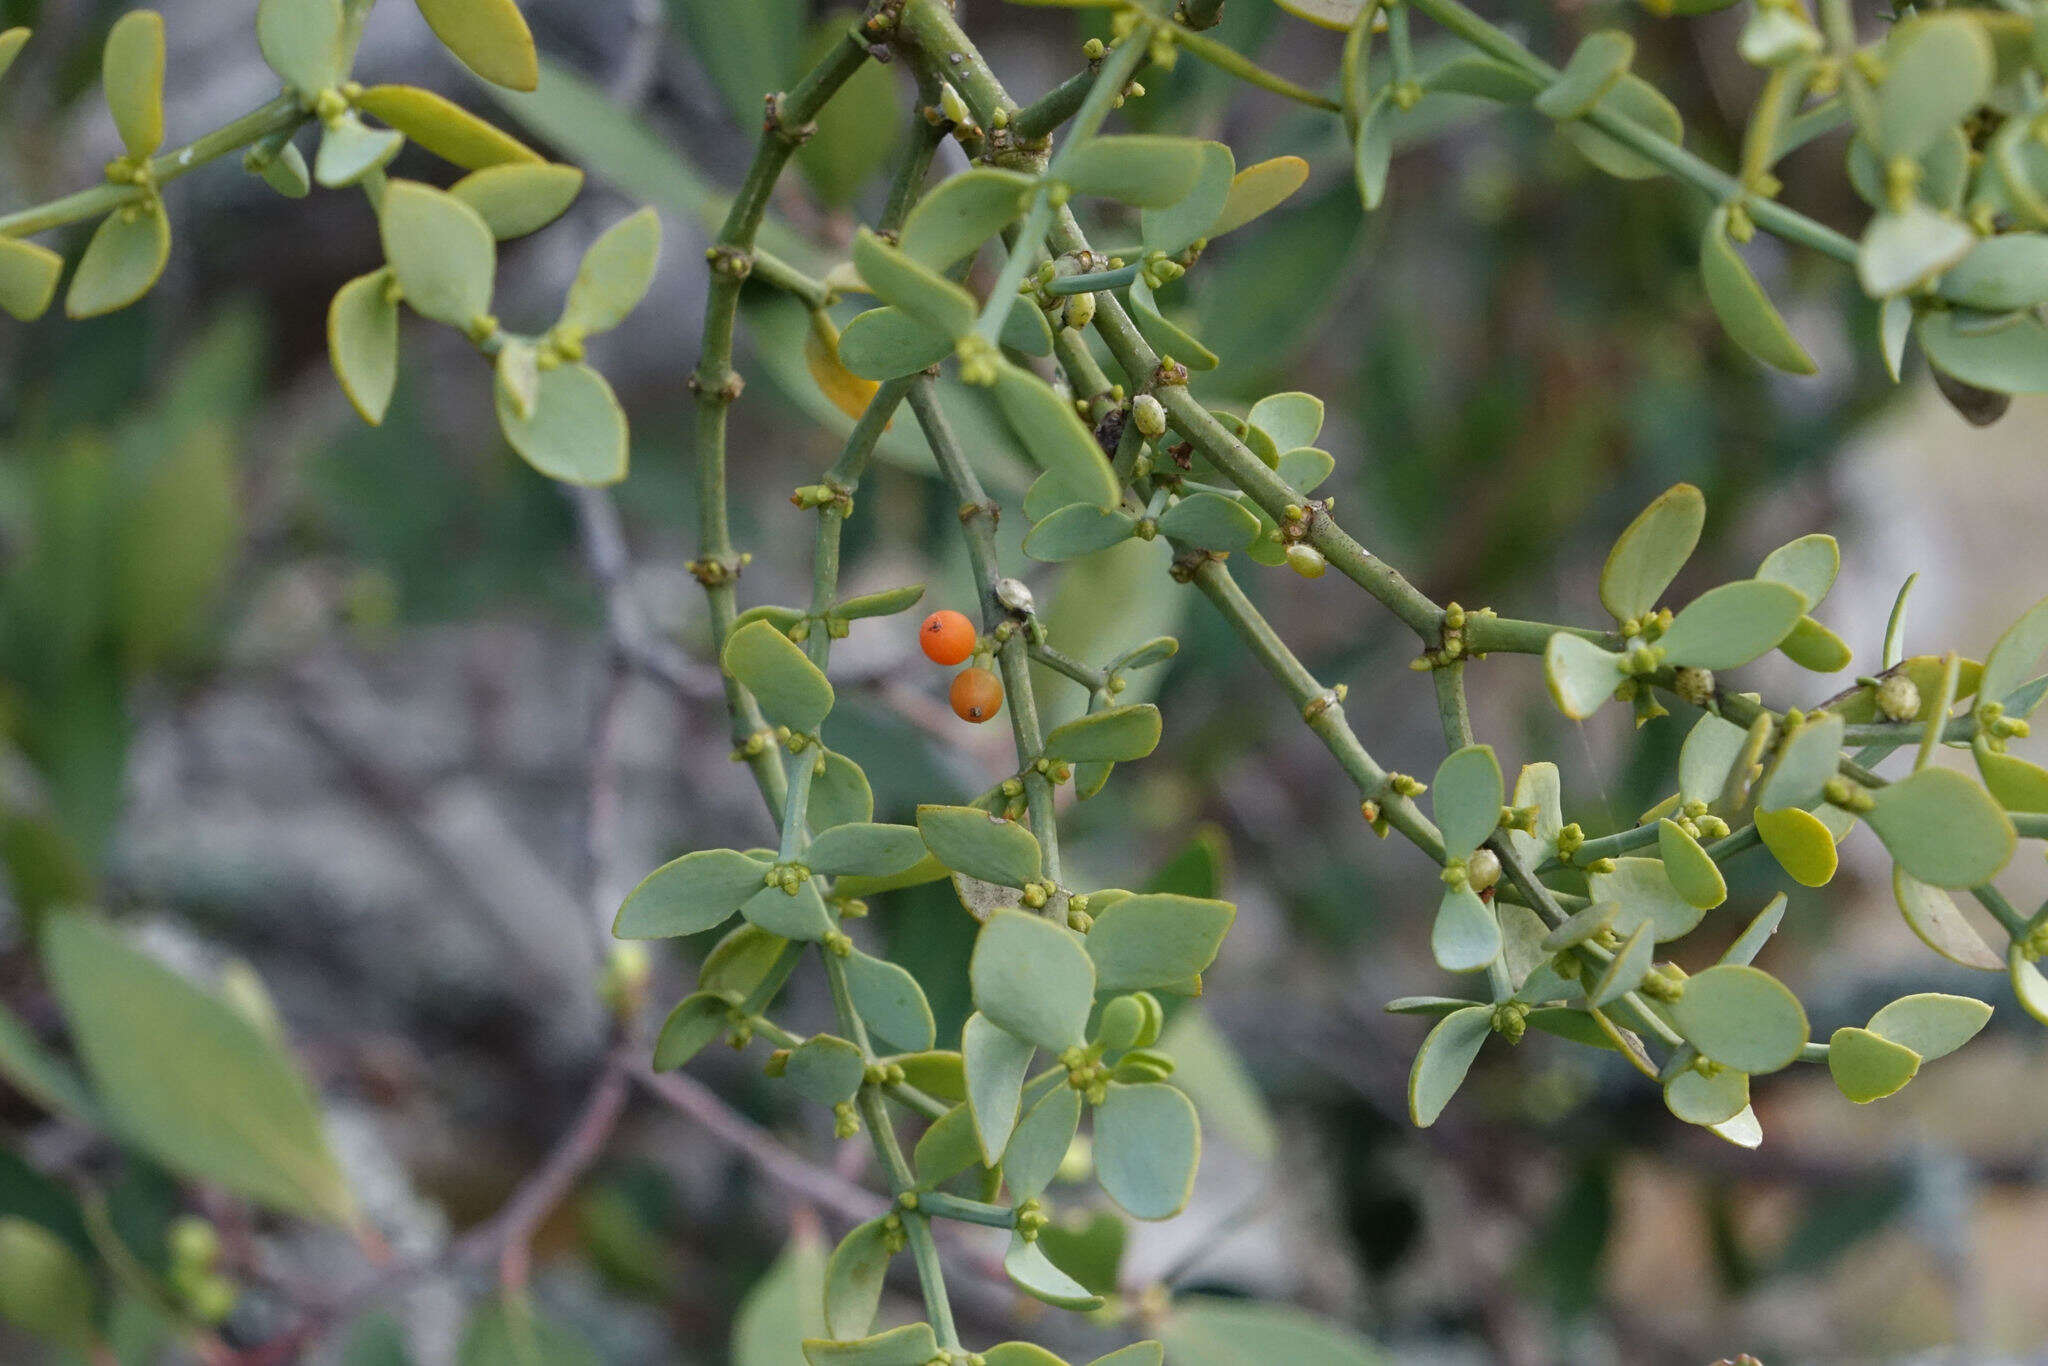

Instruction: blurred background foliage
[2,0,2047,1361]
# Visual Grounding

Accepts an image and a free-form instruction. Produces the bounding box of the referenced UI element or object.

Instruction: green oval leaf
[802,1321,940,1366]
[786,1034,866,1105]
[1003,1233,1103,1311]
[0,236,64,322]
[1588,921,1654,1007]
[65,201,170,319]
[1003,1083,1080,1202]
[1670,963,1809,1074]
[1407,1004,1491,1127]
[806,823,927,879]
[1058,134,1206,208]
[1086,893,1234,991]
[1141,141,1234,257]
[1208,155,1309,237]
[837,305,953,381]
[1544,633,1623,719]
[1094,1081,1199,1220]
[314,110,404,188]
[1157,491,1259,551]
[1601,483,1703,622]
[449,162,583,239]
[1590,856,1709,942]
[1024,504,1137,562]
[1827,1026,1920,1103]
[1533,29,1633,122]
[912,1102,982,1187]
[1656,818,1726,910]
[1866,992,1991,1060]
[1700,207,1816,375]
[1561,74,1682,180]
[1663,1063,1749,1126]
[495,360,629,486]
[963,1011,1033,1164]
[722,618,834,734]
[991,360,1120,510]
[560,207,661,337]
[1432,744,1502,858]
[379,179,495,328]
[102,10,165,159]
[615,847,767,939]
[1658,579,1806,670]
[1042,705,1162,764]
[1873,14,1992,160]
[740,880,834,941]
[901,168,1037,271]
[823,1218,894,1340]
[0,1218,96,1352]
[917,805,1040,888]
[971,909,1094,1052]
[2008,940,2048,1027]
[652,992,732,1069]
[844,948,935,1052]
[1431,884,1501,973]
[1755,806,1839,887]
[1979,594,2048,716]
[327,268,399,425]
[1863,765,2015,887]
[256,0,345,94]
[1892,867,2004,970]
[853,227,975,339]
[1858,202,1975,298]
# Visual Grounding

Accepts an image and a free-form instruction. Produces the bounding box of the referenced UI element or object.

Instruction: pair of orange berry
[920,610,1003,723]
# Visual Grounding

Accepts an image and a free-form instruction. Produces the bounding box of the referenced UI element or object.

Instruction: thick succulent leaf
[1600,483,1704,622]
[65,203,171,319]
[495,361,629,486]
[1659,579,1806,670]
[1432,744,1503,858]
[723,618,834,735]
[379,180,496,328]
[971,909,1094,1052]
[1863,766,2015,887]
[1093,1082,1199,1220]
[614,848,768,938]
[414,0,538,91]
[1544,634,1624,719]
[900,168,1037,271]
[1827,1026,1920,1103]
[1866,992,1991,1060]
[1669,963,1808,1074]
[327,269,399,424]
[354,85,541,169]
[1407,1005,1491,1127]
[917,805,1040,888]
[963,1011,1033,1164]
[1756,807,1839,887]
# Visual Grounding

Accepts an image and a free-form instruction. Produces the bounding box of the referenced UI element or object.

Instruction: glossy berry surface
[949,666,1003,723]
[919,609,976,665]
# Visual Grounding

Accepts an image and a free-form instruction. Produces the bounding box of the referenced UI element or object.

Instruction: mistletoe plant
[7,0,2048,1361]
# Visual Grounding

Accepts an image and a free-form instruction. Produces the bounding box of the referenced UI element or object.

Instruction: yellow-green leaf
[353,84,541,169]
[414,0,537,91]
[0,28,29,87]
[449,162,583,239]
[1208,155,1309,238]
[0,236,63,322]
[256,0,345,94]
[1827,1026,1920,1103]
[378,179,495,328]
[1755,806,1838,887]
[102,10,165,159]
[1656,817,1726,909]
[1892,867,2004,971]
[1700,206,1816,374]
[560,207,661,337]
[495,361,629,486]
[327,268,399,424]
[65,201,171,319]
[1600,482,1703,622]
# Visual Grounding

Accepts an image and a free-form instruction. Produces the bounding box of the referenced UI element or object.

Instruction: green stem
[916,1191,1018,1228]
[906,378,1066,887]
[1171,26,1343,111]
[1,94,307,239]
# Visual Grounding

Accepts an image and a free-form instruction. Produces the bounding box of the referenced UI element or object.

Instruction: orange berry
[920,610,976,666]
[950,667,1004,724]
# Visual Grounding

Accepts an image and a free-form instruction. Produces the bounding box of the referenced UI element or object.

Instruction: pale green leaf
[1561,74,1683,180]
[823,1218,893,1340]
[1544,633,1624,719]
[802,1322,940,1366]
[1590,856,1709,942]
[327,269,399,425]
[1873,14,1991,159]
[1058,135,1206,208]
[1407,1004,1491,1126]
[1431,885,1501,973]
[1866,992,1991,1060]
[786,1034,865,1105]
[901,168,1037,271]
[257,0,344,93]
[65,202,170,320]
[1670,963,1808,1074]
[1533,30,1633,122]
[1892,867,2004,970]
[1656,818,1726,909]
[723,618,834,734]
[963,1011,1033,1164]
[990,360,1119,510]
[652,992,731,1069]
[1588,922,1653,1007]
[1003,1083,1080,1202]
[1864,766,2015,887]
[103,10,165,159]
[844,949,935,1052]
[1024,504,1136,562]
[314,111,404,188]
[853,228,975,339]
[1658,579,1806,670]
[1094,1082,1199,1220]
[1601,483,1703,622]
[1663,1064,1748,1126]
[614,847,766,938]
[560,207,660,337]
[495,361,628,486]
[1141,142,1233,257]
[1004,1234,1103,1311]
[806,823,926,880]
[379,179,495,328]
[354,84,541,170]
[0,236,63,322]
[449,162,584,239]
[1086,893,1234,991]
[837,306,953,381]
[1432,744,1502,858]
[1157,491,1259,552]
[917,805,1040,888]
[1042,705,1161,764]
[740,880,835,941]
[1701,207,1816,375]
[971,909,1093,1051]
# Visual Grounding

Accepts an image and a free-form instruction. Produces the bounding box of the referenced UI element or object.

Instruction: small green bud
[1062,290,1095,331]
[1490,1000,1529,1043]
